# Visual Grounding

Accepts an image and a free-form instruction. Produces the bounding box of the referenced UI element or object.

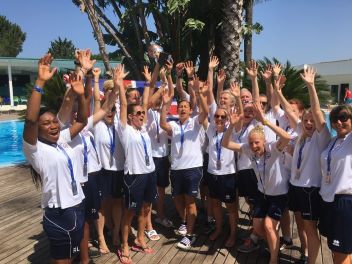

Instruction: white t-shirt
[147,109,169,157]
[117,121,155,175]
[169,116,203,170]
[93,120,124,171]
[320,132,352,202]
[23,134,85,209]
[264,110,278,143]
[206,124,236,175]
[290,122,330,187]
[241,141,289,195]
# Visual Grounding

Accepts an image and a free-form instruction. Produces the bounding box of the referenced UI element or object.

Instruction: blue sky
[1,0,351,65]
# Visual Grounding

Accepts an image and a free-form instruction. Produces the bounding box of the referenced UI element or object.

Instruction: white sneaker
[155,217,174,228]
[175,223,187,236]
[177,235,196,250]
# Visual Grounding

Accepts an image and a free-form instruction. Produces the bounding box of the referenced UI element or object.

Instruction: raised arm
[207,56,219,105]
[23,54,57,145]
[175,62,189,100]
[165,59,175,98]
[57,87,76,126]
[193,76,209,124]
[222,109,242,152]
[216,69,226,104]
[246,60,259,102]
[160,89,173,136]
[261,64,280,113]
[229,81,243,131]
[273,75,299,130]
[253,102,290,151]
[115,64,129,127]
[300,66,325,131]
[92,67,101,113]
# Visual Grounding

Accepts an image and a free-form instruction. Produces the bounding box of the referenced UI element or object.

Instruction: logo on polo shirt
[225,195,230,200]
[131,202,137,208]
[332,240,340,247]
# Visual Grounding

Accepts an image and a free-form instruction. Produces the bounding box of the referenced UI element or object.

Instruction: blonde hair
[103,80,114,92]
[248,125,265,139]
[220,90,235,106]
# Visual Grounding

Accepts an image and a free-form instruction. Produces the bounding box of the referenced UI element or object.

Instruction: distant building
[0,57,120,107]
[296,59,352,103]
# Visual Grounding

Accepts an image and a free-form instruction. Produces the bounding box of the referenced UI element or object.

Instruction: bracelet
[79,68,88,75]
[33,86,44,94]
[262,119,269,126]
[145,82,150,86]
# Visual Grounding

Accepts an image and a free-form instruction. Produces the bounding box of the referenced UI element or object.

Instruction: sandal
[131,243,154,254]
[117,248,132,264]
[144,229,160,241]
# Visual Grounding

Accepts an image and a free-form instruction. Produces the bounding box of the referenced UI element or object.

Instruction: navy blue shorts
[123,171,157,214]
[43,204,84,260]
[99,169,124,199]
[289,184,321,221]
[200,153,209,186]
[81,171,102,219]
[208,173,236,203]
[153,156,170,188]
[170,167,203,197]
[319,195,352,254]
[236,169,258,202]
[252,192,288,221]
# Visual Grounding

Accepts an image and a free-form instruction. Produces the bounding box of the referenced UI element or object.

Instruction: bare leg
[80,221,90,264]
[225,201,238,247]
[174,195,186,222]
[252,218,266,238]
[185,195,197,234]
[303,220,319,264]
[156,186,166,219]
[264,217,280,264]
[210,198,222,240]
[136,203,152,248]
[333,252,352,264]
[121,209,135,263]
[95,205,109,253]
[112,198,123,247]
[295,212,308,256]
[280,209,291,240]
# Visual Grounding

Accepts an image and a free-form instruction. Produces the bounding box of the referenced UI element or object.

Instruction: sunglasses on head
[214,114,227,120]
[331,112,350,123]
[133,110,146,116]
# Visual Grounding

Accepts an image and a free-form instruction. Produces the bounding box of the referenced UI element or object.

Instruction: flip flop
[117,248,132,264]
[99,247,110,254]
[144,229,160,241]
[131,243,154,254]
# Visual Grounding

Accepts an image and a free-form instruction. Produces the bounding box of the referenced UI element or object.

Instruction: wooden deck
[0,165,333,264]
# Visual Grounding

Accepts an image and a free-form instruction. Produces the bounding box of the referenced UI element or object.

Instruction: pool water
[0,120,25,167]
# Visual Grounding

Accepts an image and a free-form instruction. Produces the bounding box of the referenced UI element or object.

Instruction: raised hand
[185,61,195,78]
[142,66,152,82]
[252,101,266,122]
[217,68,226,85]
[208,56,219,70]
[273,63,282,76]
[200,82,209,95]
[113,64,129,84]
[38,53,57,82]
[92,68,101,79]
[69,73,84,95]
[192,75,200,92]
[165,58,174,74]
[229,108,242,126]
[162,88,172,105]
[175,62,185,77]
[229,81,240,97]
[260,64,273,81]
[246,60,258,79]
[76,49,96,72]
[273,75,286,92]
[300,66,316,87]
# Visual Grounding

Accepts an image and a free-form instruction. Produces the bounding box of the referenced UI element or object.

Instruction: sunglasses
[214,114,227,120]
[331,112,350,123]
[111,106,116,112]
[133,110,146,116]
[260,101,268,106]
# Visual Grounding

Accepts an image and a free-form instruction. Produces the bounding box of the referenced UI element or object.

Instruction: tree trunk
[244,0,253,65]
[220,0,244,85]
[137,0,150,46]
[83,0,111,73]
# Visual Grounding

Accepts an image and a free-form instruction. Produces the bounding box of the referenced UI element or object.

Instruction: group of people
[23,47,352,264]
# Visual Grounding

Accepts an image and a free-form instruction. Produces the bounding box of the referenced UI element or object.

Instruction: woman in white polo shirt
[23,54,87,263]
[160,76,209,250]
[222,102,291,264]
[320,104,352,264]
[116,64,156,264]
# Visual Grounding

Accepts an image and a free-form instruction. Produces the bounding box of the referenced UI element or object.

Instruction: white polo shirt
[23,133,85,209]
[264,110,278,143]
[206,123,236,175]
[117,121,155,175]
[169,116,203,170]
[93,120,124,171]
[290,122,330,187]
[320,132,352,202]
[241,141,289,195]
[147,109,168,157]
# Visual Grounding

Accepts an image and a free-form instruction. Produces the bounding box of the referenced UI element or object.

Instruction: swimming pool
[0,120,25,167]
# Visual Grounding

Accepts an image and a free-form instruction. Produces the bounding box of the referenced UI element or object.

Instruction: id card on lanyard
[140,132,150,166]
[57,144,78,196]
[254,151,266,196]
[215,129,226,170]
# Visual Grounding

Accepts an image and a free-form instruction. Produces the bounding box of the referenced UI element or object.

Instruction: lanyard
[285,125,290,132]
[296,138,306,171]
[80,133,88,167]
[327,138,339,175]
[180,120,189,146]
[254,151,266,195]
[238,122,250,143]
[152,110,160,142]
[215,129,226,162]
[140,132,150,166]
[57,144,78,196]
[90,135,100,164]
[105,123,115,155]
